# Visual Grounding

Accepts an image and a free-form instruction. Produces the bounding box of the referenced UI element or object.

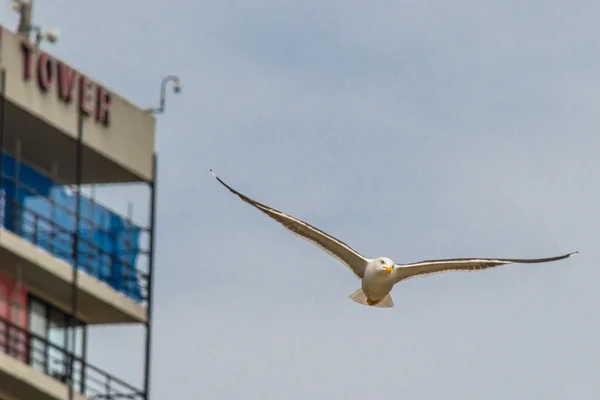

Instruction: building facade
[0,25,157,400]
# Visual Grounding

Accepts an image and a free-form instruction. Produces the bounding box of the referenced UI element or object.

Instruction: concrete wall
[0,26,156,183]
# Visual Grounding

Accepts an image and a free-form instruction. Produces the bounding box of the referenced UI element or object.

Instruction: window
[48,308,68,381]
[29,299,47,371]
[27,296,87,391]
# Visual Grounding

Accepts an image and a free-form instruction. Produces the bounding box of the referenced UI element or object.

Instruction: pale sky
[1,1,599,399]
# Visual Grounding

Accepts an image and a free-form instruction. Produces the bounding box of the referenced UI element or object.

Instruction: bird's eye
[380,260,385,265]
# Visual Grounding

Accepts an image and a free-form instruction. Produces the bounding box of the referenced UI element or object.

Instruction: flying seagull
[210,170,577,308]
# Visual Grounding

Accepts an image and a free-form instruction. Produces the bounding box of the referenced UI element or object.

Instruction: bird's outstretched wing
[211,170,369,279]
[394,252,577,283]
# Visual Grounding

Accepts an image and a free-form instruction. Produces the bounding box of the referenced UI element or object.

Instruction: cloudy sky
[2,1,600,399]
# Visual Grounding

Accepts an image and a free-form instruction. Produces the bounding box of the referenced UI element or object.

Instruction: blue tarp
[0,153,144,302]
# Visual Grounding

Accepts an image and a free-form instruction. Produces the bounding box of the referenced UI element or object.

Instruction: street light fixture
[148,75,182,114]
[32,26,60,47]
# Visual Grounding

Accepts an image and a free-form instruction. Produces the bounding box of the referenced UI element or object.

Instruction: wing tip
[209,169,242,197]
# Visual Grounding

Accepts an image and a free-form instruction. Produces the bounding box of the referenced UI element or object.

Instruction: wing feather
[394,252,577,283]
[211,170,369,278]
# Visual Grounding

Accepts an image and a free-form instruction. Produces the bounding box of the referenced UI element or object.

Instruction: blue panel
[0,153,144,302]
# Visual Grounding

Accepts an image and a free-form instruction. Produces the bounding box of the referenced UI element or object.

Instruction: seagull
[210,170,577,308]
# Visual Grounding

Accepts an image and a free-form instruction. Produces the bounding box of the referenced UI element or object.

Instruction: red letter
[95,86,111,126]
[20,42,33,81]
[79,76,94,116]
[57,62,77,103]
[37,53,55,92]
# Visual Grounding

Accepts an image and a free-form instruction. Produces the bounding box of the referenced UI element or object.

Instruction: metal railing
[0,169,150,302]
[0,316,144,399]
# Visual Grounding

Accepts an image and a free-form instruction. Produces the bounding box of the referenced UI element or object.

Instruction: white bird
[211,170,577,308]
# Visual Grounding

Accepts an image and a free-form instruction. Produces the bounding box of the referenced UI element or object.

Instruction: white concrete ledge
[0,228,148,324]
[0,352,87,400]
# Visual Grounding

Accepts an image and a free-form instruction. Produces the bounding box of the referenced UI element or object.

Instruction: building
[0,24,158,400]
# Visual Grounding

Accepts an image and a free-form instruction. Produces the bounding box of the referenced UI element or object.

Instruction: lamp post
[12,1,60,47]
[148,75,182,114]
[13,0,33,39]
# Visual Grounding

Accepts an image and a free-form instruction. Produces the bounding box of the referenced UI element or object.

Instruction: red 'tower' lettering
[36,53,55,92]
[20,39,112,127]
[95,86,111,126]
[79,75,94,116]
[56,62,78,103]
[20,42,33,81]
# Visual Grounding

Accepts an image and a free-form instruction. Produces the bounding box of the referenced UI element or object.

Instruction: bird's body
[359,258,396,306]
[211,170,577,308]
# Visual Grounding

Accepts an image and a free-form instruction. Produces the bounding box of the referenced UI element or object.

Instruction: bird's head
[376,257,395,275]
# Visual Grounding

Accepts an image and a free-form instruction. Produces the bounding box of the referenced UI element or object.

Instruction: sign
[20,42,112,127]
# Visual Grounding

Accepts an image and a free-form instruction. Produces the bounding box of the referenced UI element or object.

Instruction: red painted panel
[0,272,28,362]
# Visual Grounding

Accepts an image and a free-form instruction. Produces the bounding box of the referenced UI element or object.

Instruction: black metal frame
[0,314,143,399]
[143,153,158,400]
[67,95,84,400]
[0,69,6,228]
[0,66,158,400]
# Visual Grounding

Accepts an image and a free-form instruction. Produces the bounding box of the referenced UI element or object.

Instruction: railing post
[6,323,11,356]
[65,352,72,385]
[13,140,21,236]
[33,213,38,243]
[105,375,112,399]
[50,210,56,254]
[81,328,87,395]
[2,320,8,354]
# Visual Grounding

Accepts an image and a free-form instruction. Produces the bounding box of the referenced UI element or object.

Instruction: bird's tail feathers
[348,288,394,308]
[348,288,368,305]
[376,294,394,308]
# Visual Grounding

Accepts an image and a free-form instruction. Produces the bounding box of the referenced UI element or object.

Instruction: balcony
[0,316,144,400]
[0,152,150,324]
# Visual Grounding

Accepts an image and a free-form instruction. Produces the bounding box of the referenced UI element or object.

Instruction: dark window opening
[27,296,88,392]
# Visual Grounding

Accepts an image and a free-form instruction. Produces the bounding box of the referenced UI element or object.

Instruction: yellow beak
[384,266,393,274]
